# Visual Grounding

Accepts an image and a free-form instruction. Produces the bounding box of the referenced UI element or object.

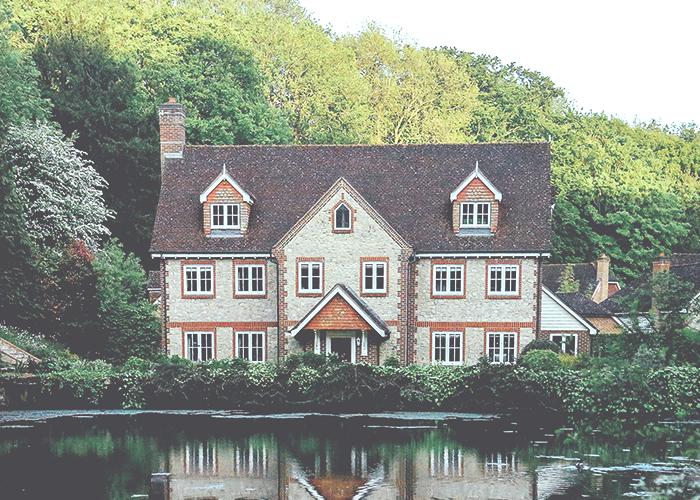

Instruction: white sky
[297,0,699,127]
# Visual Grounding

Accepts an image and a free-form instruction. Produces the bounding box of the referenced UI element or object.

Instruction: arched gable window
[334,203,351,230]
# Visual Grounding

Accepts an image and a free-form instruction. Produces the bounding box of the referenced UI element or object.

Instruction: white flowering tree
[2,121,111,248]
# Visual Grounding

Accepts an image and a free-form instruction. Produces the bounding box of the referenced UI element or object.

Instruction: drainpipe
[536,252,543,338]
[405,252,417,366]
[271,254,281,363]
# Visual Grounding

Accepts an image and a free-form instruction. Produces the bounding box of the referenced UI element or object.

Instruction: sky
[296,0,699,128]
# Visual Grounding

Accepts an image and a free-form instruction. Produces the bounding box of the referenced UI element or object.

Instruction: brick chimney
[593,254,610,303]
[158,98,185,175]
[652,253,671,273]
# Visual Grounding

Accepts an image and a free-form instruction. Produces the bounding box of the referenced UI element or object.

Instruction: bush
[0,324,72,362]
[520,350,563,371]
[521,339,561,356]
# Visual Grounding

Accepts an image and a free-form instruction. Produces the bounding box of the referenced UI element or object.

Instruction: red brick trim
[331,198,355,234]
[430,260,467,299]
[385,320,400,327]
[485,260,521,299]
[417,321,535,329]
[360,257,390,297]
[169,321,277,328]
[232,260,268,299]
[181,328,217,360]
[296,257,325,297]
[181,260,216,299]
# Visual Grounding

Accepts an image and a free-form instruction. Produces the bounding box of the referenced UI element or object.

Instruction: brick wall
[452,178,499,233]
[203,180,251,235]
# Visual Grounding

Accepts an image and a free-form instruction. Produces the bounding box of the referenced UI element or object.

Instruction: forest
[1,0,699,360]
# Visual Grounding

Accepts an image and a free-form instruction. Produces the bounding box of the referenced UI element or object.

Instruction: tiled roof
[602,259,700,313]
[556,292,616,317]
[151,143,551,254]
[542,263,621,295]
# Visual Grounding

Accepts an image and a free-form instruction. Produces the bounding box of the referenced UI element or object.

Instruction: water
[1,411,699,499]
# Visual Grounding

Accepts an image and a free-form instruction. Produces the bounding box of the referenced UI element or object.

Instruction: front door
[326,331,356,362]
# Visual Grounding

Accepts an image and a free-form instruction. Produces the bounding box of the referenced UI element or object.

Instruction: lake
[1,410,699,499]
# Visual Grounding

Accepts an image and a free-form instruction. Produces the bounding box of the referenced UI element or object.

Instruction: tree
[557,264,580,293]
[3,121,111,249]
[91,240,161,363]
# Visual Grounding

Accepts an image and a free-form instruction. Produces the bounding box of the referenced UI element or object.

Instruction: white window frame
[235,264,266,295]
[488,264,519,296]
[460,202,490,228]
[184,264,214,295]
[362,261,387,294]
[550,333,578,355]
[236,331,265,362]
[211,203,240,229]
[433,264,464,296]
[487,332,517,364]
[334,203,351,230]
[325,331,356,363]
[433,331,463,365]
[298,261,323,294]
[186,331,214,362]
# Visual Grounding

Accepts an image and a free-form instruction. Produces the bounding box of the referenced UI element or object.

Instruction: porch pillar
[361,330,368,356]
[314,329,320,354]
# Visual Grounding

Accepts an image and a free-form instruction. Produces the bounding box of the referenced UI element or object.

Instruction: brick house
[150,99,553,365]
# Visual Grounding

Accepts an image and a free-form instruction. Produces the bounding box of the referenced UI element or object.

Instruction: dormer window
[211,203,240,229]
[461,202,490,227]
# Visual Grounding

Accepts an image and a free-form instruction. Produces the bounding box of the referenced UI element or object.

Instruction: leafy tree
[2,121,111,249]
[557,263,580,293]
[91,240,161,363]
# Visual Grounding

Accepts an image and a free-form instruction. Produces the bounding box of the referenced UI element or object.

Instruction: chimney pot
[593,254,610,303]
[158,99,186,178]
[652,253,671,274]
[168,97,176,103]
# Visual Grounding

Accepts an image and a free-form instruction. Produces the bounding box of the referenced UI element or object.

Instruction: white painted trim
[199,163,253,204]
[459,201,491,228]
[361,330,368,356]
[211,203,241,229]
[151,253,271,259]
[163,152,183,159]
[487,264,520,297]
[542,287,597,334]
[290,284,389,337]
[235,331,266,363]
[450,163,503,202]
[314,330,321,354]
[234,263,266,296]
[298,261,323,294]
[416,252,550,258]
[432,263,465,296]
[432,331,463,365]
[549,332,579,356]
[361,261,387,294]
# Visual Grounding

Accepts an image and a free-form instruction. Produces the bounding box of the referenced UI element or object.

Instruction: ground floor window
[550,333,578,355]
[186,332,213,361]
[488,332,516,364]
[433,331,462,364]
[237,331,265,362]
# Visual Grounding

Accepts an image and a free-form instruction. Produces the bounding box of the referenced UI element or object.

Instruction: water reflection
[1,415,699,499]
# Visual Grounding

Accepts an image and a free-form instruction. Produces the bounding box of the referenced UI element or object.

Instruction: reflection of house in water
[164,433,537,499]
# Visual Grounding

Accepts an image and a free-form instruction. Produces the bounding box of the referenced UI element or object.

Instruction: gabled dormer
[450,162,502,235]
[200,164,253,237]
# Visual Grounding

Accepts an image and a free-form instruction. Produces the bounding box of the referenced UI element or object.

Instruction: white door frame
[325,330,357,363]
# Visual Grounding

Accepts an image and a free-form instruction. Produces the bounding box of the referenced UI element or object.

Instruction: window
[299,261,323,294]
[186,332,213,361]
[461,202,490,227]
[237,331,265,362]
[363,261,386,294]
[211,203,240,228]
[433,264,464,296]
[488,264,519,295]
[433,331,462,364]
[488,332,516,363]
[550,334,578,355]
[334,203,351,230]
[184,264,213,295]
[236,264,265,295]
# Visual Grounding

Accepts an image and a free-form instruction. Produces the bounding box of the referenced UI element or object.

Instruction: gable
[450,164,503,202]
[306,295,372,330]
[199,165,252,204]
[541,287,596,333]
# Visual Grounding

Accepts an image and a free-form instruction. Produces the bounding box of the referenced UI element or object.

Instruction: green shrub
[520,338,561,356]
[520,350,563,371]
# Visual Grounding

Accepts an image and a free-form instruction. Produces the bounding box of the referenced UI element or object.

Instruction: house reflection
[164,432,537,500]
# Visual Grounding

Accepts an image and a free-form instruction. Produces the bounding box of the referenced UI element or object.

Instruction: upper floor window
[488,332,516,364]
[461,202,490,227]
[186,332,213,361]
[433,264,464,296]
[299,261,323,294]
[184,264,213,295]
[237,331,265,362]
[334,203,351,230]
[236,264,265,295]
[488,264,519,296]
[363,261,386,294]
[211,203,240,229]
[433,331,462,365]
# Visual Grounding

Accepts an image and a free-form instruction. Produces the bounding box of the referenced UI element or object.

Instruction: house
[542,256,621,304]
[150,99,552,365]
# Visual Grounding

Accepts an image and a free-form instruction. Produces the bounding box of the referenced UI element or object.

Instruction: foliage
[91,240,161,363]
[520,350,563,371]
[520,338,562,356]
[0,324,72,361]
[557,263,580,292]
[2,121,111,248]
